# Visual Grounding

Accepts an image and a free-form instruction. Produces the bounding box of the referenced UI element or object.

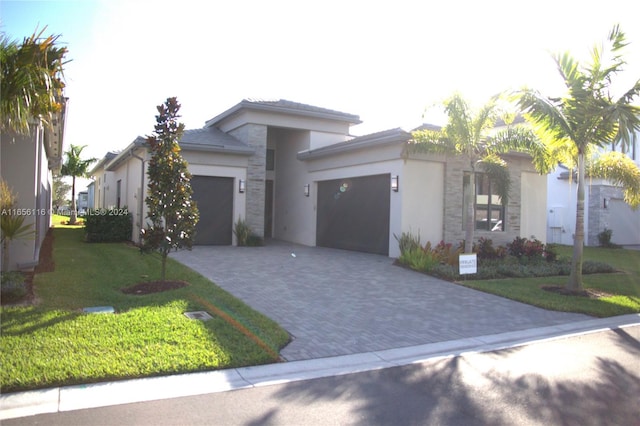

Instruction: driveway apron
[171,242,590,361]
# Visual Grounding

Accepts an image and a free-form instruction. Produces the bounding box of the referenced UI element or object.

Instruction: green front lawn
[0,228,290,393]
[458,246,640,317]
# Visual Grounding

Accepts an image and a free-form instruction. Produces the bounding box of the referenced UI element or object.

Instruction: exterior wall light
[304,184,310,197]
[391,175,399,192]
[603,197,609,209]
[239,179,246,193]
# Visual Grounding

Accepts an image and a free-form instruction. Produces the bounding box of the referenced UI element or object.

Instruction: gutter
[129,148,146,246]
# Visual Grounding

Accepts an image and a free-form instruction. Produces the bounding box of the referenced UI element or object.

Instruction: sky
[1,0,639,192]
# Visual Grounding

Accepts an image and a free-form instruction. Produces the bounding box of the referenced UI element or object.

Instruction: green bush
[84,208,133,243]
[507,236,545,259]
[582,260,616,274]
[234,218,252,246]
[394,230,421,255]
[597,228,620,248]
[1,271,27,302]
[399,248,439,272]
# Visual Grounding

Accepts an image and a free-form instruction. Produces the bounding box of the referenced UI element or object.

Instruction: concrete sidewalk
[2,314,638,421]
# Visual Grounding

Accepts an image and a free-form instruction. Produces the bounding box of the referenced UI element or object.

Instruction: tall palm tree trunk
[69,176,77,225]
[568,151,585,291]
[464,169,475,253]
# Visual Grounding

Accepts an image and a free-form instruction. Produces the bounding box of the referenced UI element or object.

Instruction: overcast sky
[2,0,639,188]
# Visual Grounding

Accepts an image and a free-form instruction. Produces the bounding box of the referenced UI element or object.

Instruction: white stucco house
[92,99,547,257]
[546,133,640,246]
[0,100,67,271]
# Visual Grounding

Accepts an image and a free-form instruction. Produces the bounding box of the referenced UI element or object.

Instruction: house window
[266,149,275,171]
[463,172,505,231]
[116,179,122,209]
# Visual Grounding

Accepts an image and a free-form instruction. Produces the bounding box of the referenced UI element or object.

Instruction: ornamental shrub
[85,208,133,242]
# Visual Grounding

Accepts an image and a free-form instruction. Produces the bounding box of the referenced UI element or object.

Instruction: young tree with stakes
[141,97,199,282]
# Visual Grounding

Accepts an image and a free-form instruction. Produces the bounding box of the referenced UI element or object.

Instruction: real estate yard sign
[459,254,477,275]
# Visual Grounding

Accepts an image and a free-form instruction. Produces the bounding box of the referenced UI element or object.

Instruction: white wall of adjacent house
[1,127,47,271]
[547,132,640,246]
[546,167,581,246]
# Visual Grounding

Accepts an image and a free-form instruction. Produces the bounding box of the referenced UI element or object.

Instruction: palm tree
[0,27,68,135]
[516,25,640,292]
[1,179,34,272]
[409,93,552,253]
[61,145,96,225]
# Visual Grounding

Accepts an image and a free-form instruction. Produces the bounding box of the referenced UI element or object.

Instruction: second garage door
[191,175,233,245]
[316,174,390,255]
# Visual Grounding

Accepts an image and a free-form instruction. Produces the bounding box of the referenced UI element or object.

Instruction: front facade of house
[95,99,547,257]
[0,102,67,271]
[546,134,640,246]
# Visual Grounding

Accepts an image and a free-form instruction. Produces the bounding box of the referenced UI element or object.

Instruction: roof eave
[178,142,255,155]
[205,100,362,128]
[298,128,410,161]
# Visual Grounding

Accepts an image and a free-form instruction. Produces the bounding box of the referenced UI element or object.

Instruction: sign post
[459,254,477,275]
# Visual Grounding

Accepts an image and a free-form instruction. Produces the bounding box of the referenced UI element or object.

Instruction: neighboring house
[88,151,118,210]
[86,181,95,210]
[95,99,547,257]
[0,101,67,271]
[546,133,640,246]
[76,191,88,214]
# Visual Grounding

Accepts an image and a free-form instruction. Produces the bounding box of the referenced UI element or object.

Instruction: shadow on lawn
[0,308,80,336]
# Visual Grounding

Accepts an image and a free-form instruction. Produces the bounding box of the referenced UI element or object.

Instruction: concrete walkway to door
[171,242,590,361]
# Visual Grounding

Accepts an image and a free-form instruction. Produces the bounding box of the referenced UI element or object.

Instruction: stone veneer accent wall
[228,123,267,237]
[587,184,622,246]
[442,154,537,246]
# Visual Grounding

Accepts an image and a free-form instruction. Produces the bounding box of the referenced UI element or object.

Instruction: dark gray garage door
[316,174,390,255]
[191,176,233,245]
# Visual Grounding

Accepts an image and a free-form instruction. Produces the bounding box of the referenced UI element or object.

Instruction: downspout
[129,149,146,246]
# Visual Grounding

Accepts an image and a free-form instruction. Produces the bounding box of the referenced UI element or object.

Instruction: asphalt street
[6,325,639,426]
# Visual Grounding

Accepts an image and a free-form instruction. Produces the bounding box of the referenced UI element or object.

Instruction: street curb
[2,313,638,420]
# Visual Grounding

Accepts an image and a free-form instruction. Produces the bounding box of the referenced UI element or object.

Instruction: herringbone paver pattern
[171,242,590,361]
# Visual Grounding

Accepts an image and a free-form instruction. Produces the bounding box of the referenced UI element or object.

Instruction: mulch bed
[541,285,612,299]
[121,280,189,295]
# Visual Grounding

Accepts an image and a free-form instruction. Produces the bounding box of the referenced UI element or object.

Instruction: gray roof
[179,127,253,155]
[205,98,362,128]
[297,128,411,161]
[89,150,120,175]
[413,123,442,132]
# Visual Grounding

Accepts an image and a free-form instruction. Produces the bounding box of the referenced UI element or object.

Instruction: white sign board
[459,254,477,275]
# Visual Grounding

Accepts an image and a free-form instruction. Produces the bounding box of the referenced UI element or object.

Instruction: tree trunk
[464,168,476,253]
[69,176,77,225]
[161,252,167,282]
[567,151,585,292]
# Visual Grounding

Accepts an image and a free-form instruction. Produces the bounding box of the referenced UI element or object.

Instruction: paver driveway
[171,242,590,361]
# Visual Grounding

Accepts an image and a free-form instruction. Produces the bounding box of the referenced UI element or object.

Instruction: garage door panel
[191,176,233,245]
[317,174,390,255]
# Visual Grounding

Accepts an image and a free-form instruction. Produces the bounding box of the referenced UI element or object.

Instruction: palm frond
[479,154,510,206]
[486,125,556,174]
[517,89,575,143]
[408,129,456,156]
[588,151,640,208]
